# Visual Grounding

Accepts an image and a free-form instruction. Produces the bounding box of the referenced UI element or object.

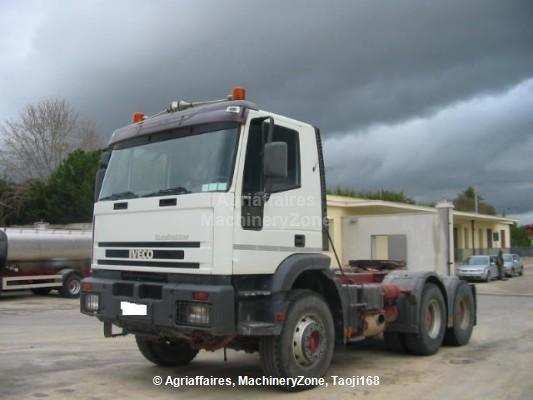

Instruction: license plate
[120,301,147,316]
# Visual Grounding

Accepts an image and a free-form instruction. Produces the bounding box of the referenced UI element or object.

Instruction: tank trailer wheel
[443,283,475,346]
[135,336,198,366]
[404,283,446,355]
[59,274,82,298]
[259,290,335,392]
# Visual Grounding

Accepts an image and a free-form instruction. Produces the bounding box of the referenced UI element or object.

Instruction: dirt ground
[1,266,532,400]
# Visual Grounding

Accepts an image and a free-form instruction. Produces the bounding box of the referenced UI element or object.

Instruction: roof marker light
[231,87,246,101]
[132,112,145,123]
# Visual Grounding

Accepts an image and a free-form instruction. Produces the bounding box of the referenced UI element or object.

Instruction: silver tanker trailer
[0,224,92,297]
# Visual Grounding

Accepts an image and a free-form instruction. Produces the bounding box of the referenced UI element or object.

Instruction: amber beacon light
[231,87,246,100]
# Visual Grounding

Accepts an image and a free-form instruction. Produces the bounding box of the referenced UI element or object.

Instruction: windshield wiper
[142,186,191,197]
[99,191,139,201]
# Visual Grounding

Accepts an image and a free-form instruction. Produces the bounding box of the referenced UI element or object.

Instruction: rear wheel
[404,283,446,355]
[443,283,475,346]
[59,274,82,298]
[135,336,198,366]
[259,290,335,391]
[31,288,52,295]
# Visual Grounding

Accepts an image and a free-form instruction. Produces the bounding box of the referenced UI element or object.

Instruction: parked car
[503,254,515,277]
[456,255,498,282]
[511,254,524,276]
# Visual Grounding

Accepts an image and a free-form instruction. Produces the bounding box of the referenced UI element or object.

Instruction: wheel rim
[68,278,81,295]
[425,299,443,339]
[458,299,470,330]
[292,314,326,368]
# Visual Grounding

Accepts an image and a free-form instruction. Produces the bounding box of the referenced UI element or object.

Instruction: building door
[371,235,407,263]
[501,230,506,248]
[487,229,493,249]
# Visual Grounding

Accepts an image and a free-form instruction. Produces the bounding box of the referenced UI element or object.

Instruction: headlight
[84,294,100,312]
[176,301,211,326]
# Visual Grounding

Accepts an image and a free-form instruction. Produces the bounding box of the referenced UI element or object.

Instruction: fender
[270,253,349,343]
[58,268,84,281]
[383,270,449,333]
[271,253,331,292]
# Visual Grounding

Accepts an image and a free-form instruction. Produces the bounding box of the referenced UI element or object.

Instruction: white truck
[81,88,476,391]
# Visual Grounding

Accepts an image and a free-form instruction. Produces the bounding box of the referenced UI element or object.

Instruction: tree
[44,149,101,223]
[4,150,101,225]
[453,186,496,215]
[0,98,102,181]
[511,224,531,247]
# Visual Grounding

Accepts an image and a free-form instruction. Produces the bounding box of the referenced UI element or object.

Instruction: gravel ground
[1,265,532,400]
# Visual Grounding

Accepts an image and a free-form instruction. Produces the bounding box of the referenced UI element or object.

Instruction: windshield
[503,255,513,262]
[99,127,239,200]
[466,256,489,265]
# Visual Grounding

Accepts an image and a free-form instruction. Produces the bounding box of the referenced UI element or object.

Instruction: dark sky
[1,1,533,222]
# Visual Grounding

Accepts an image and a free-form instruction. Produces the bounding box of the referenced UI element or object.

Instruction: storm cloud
[1,0,532,221]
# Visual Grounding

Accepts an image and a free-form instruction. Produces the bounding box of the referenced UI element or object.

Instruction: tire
[383,331,407,353]
[59,274,82,298]
[135,336,198,366]
[443,283,475,346]
[259,290,335,392]
[31,288,52,295]
[404,283,446,355]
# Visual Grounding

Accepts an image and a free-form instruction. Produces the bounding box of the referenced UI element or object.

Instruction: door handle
[294,235,305,248]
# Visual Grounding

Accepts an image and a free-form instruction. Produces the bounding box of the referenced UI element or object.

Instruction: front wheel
[404,283,446,355]
[135,336,198,366]
[259,290,335,391]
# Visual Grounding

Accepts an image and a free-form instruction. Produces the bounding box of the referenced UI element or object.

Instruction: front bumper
[80,277,235,336]
[456,271,487,280]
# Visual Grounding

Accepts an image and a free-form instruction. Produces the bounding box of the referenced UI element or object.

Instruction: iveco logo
[129,249,154,259]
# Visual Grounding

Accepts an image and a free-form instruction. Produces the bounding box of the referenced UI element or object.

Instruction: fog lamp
[176,301,211,326]
[85,294,100,312]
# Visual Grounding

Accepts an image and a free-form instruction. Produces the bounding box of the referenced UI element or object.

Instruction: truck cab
[81,88,476,390]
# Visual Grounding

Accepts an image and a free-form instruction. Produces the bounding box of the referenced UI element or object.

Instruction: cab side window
[242,119,300,193]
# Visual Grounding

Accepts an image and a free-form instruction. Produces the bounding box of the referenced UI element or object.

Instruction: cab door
[232,111,324,275]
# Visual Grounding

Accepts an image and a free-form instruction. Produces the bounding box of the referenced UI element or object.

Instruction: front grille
[121,271,168,283]
[105,249,184,259]
[139,284,162,299]
[113,283,134,297]
[97,260,199,269]
[98,241,200,248]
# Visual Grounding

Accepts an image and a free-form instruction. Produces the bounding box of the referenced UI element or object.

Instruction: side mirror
[264,141,288,180]
[94,150,111,202]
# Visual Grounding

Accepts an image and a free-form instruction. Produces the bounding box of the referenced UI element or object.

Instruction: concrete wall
[341,212,449,274]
